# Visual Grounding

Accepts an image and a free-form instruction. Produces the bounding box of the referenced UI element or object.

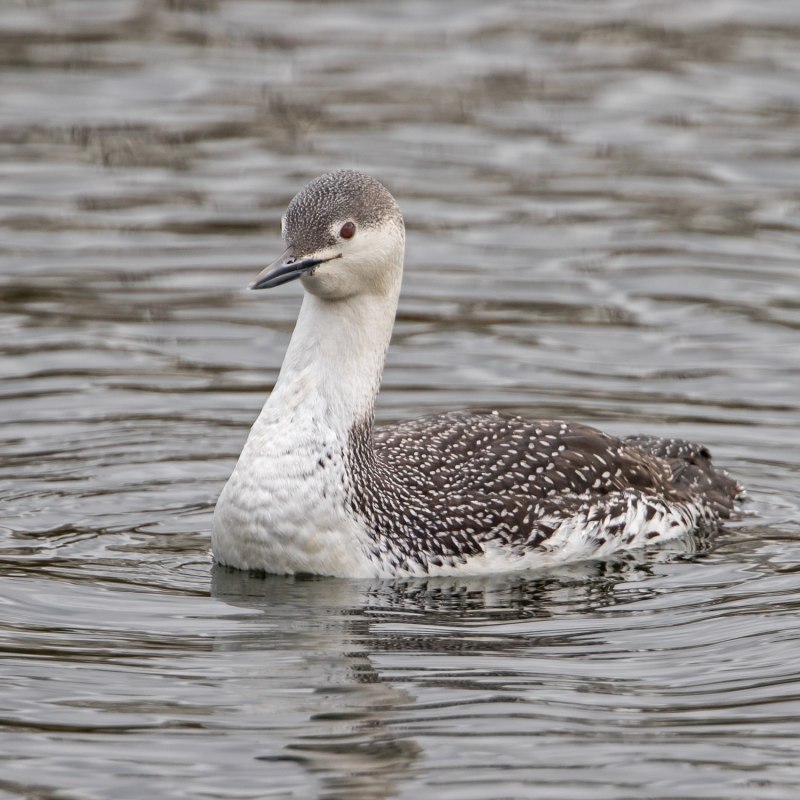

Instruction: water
[1,0,799,797]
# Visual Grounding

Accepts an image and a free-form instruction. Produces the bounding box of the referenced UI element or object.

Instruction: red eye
[339,221,356,239]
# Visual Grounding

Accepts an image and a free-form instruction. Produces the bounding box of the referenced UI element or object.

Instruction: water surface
[2,1,800,798]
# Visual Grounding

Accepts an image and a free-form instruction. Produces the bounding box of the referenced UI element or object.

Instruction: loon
[212,169,742,578]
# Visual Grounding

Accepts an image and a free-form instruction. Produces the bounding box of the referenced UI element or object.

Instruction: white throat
[255,240,404,443]
[261,287,398,436]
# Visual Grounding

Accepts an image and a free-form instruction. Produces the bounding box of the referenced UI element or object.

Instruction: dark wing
[356,411,740,572]
[374,410,683,503]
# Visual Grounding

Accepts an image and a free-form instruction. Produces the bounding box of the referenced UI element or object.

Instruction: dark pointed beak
[249,246,340,290]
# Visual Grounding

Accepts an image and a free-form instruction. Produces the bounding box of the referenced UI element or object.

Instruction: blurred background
[1,1,800,799]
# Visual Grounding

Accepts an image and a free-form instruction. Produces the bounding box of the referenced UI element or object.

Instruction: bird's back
[341,411,742,574]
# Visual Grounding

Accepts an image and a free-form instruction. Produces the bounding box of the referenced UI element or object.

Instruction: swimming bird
[213,169,742,577]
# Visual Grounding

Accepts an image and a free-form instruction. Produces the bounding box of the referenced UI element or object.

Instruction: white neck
[256,273,402,440]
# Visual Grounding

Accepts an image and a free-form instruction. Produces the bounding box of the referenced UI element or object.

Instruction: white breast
[212,415,374,577]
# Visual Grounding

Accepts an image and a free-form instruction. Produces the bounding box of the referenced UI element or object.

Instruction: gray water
[2,1,800,798]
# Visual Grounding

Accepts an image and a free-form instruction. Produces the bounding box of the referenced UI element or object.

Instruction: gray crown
[283,169,403,256]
